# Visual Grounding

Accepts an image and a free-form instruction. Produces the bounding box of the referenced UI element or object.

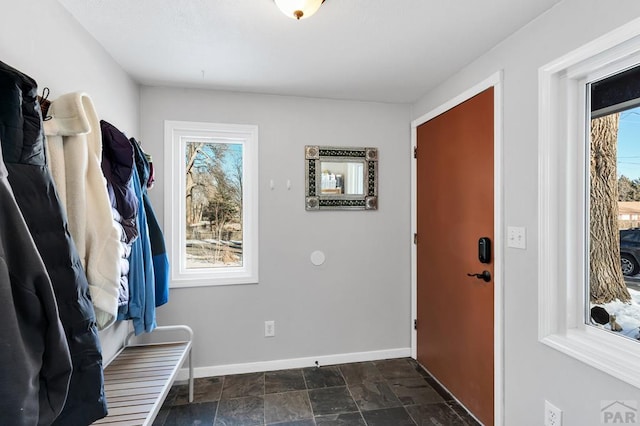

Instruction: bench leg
[188,348,194,403]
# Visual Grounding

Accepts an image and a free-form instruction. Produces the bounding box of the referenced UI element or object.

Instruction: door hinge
[414,319,418,330]
[413,233,418,245]
[413,146,417,159]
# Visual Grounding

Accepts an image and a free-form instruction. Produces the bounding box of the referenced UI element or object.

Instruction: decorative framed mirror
[305,145,378,210]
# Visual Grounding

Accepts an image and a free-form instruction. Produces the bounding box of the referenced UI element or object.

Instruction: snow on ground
[598,288,640,340]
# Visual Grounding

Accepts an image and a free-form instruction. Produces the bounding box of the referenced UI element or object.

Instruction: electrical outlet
[545,400,563,426]
[264,320,275,337]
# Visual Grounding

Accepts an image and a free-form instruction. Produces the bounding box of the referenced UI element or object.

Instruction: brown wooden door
[416,87,494,425]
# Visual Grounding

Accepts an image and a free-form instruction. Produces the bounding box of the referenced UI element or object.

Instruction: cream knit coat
[44,92,122,329]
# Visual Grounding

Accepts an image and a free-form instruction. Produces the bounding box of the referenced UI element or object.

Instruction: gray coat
[0,146,72,425]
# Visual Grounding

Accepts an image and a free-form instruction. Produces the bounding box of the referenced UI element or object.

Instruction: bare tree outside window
[184,141,243,268]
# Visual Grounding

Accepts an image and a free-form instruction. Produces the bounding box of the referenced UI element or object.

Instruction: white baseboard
[175,347,411,381]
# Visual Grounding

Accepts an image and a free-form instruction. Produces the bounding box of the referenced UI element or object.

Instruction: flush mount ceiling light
[274,0,325,20]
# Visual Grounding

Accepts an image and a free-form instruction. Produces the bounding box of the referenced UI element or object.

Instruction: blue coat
[131,138,170,307]
[119,165,157,335]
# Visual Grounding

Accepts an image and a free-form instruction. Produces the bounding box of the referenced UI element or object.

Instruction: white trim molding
[538,17,640,389]
[176,347,411,381]
[410,70,504,426]
[164,120,259,287]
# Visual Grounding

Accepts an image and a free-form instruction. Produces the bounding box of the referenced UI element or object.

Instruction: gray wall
[0,1,139,135]
[411,1,640,425]
[0,0,140,362]
[140,87,412,368]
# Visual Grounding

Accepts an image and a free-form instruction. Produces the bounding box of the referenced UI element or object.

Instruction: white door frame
[410,70,504,426]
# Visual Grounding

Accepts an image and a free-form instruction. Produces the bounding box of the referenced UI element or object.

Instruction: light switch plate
[507,226,526,249]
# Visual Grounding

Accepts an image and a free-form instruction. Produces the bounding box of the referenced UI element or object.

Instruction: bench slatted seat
[93,325,194,426]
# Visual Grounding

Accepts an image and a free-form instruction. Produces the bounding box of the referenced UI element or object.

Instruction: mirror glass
[319,161,365,195]
[305,145,378,210]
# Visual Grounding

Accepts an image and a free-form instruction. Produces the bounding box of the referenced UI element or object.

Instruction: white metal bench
[92,325,194,426]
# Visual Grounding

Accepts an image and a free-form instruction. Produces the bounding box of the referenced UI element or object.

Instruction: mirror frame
[305,145,378,210]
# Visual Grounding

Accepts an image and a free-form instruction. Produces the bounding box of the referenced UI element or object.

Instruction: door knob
[467,270,491,282]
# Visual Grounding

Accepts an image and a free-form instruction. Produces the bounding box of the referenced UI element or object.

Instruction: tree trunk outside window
[590,113,632,304]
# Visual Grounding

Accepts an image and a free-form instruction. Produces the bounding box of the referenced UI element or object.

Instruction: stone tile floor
[152,358,482,426]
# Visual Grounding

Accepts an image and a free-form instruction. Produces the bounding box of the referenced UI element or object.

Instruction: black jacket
[0,61,107,425]
[0,144,72,426]
[101,120,138,244]
[101,120,138,310]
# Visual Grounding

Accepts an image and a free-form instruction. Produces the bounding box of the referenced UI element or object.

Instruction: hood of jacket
[101,120,134,187]
[101,120,139,240]
[131,137,151,189]
[0,61,46,166]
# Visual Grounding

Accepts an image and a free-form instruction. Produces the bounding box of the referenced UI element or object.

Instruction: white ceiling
[58,0,561,103]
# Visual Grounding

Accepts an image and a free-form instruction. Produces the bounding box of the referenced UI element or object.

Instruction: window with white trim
[539,21,640,388]
[164,121,258,287]
[588,65,640,342]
